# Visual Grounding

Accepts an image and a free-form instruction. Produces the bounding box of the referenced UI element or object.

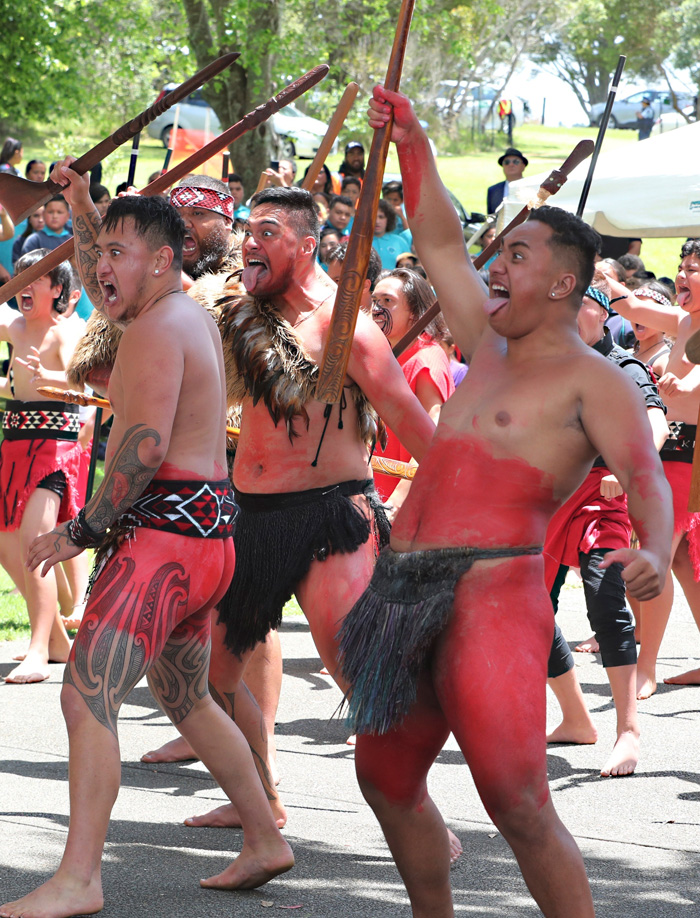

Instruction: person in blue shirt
[228,173,250,222]
[322,194,353,237]
[372,198,412,269]
[21,195,72,255]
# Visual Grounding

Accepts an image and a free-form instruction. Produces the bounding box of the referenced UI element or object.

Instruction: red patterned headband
[170,185,234,221]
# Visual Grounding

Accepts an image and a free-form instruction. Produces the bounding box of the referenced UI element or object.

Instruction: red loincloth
[543,465,631,591]
[0,438,85,531]
[663,460,700,580]
[374,336,454,502]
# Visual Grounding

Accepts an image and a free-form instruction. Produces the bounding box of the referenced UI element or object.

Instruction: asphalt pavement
[2,578,700,917]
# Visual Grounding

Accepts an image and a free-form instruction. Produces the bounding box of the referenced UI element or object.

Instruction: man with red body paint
[0,179,294,918]
[343,87,673,918]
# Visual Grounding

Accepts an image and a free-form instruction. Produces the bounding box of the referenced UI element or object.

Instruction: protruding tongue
[242,264,265,290]
[677,290,691,310]
[484,296,509,316]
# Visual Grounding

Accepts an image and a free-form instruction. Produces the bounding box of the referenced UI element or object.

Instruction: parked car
[436,82,529,131]
[146,85,338,159]
[589,89,695,130]
[652,104,698,135]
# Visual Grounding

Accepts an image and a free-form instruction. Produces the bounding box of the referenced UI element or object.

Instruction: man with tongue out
[334,87,673,918]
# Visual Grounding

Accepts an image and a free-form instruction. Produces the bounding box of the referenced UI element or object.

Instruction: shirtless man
[152,184,437,834]
[598,245,700,695]
[0,181,293,918]
[337,87,673,917]
[0,251,85,683]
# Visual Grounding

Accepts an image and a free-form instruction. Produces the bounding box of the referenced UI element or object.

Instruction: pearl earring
[155,269,159,275]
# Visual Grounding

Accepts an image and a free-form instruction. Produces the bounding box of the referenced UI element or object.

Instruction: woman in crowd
[0,138,23,175]
[370,267,454,514]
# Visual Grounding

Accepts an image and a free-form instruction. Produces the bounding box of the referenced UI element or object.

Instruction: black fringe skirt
[337,544,542,735]
[218,478,390,657]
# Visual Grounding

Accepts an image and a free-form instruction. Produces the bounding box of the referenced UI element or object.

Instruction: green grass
[0,567,31,642]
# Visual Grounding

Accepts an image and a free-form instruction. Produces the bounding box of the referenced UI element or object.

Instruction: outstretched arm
[368,87,488,359]
[597,267,680,336]
[50,157,104,310]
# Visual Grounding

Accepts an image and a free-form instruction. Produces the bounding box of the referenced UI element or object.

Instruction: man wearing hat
[486,146,528,214]
[637,96,654,141]
[339,140,365,182]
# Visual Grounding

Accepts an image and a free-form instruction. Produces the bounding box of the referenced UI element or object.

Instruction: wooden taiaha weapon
[314,0,415,403]
[0,64,331,309]
[301,83,360,192]
[577,56,625,218]
[0,53,240,224]
[222,151,230,182]
[37,386,110,409]
[392,139,596,359]
[224,426,416,480]
[35,388,417,482]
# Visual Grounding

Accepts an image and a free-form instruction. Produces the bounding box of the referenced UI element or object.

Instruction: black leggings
[548,547,637,679]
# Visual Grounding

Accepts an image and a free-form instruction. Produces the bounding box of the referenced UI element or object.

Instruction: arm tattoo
[73,211,104,307]
[83,423,162,535]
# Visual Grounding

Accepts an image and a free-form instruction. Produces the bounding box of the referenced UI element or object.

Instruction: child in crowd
[0,250,87,683]
[12,208,45,265]
[21,195,72,256]
[89,183,111,218]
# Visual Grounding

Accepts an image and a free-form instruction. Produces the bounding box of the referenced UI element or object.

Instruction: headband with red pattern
[170,185,234,221]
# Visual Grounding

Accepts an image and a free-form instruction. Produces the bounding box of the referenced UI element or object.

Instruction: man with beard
[338,140,365,182]
[170,174,239,282]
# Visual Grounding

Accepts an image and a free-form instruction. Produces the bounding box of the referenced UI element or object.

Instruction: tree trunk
[179,0,281,193]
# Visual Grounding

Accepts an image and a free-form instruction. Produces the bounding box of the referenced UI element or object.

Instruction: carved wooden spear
[315,0,415,403]
[35,388,416,481]
[301,83,360,192]
[0,54,240,223]
[0,65,330,309]
[391,139,596,358]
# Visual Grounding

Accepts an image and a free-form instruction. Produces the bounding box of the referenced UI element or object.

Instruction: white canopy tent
[502,121,700,238]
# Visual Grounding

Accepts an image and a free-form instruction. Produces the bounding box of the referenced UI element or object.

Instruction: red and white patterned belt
[2,399,80,441]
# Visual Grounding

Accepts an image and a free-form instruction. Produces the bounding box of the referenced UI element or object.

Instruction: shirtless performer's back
[339,88,673,918]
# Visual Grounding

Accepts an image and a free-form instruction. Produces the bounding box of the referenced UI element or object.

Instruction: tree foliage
[535,0,671,116]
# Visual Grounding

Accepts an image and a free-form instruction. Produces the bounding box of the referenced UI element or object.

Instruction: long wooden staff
[223,430,414,480]
[301,83,360,192]
[577,56,625,218]
[315,0,415,404]
[0,54,240,224]
[0,65,330,308]
[37,387,110,408]
[391,139,595,359]
[36,388,416,481]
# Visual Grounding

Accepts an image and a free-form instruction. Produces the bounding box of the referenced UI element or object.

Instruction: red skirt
[0,437,85,531]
